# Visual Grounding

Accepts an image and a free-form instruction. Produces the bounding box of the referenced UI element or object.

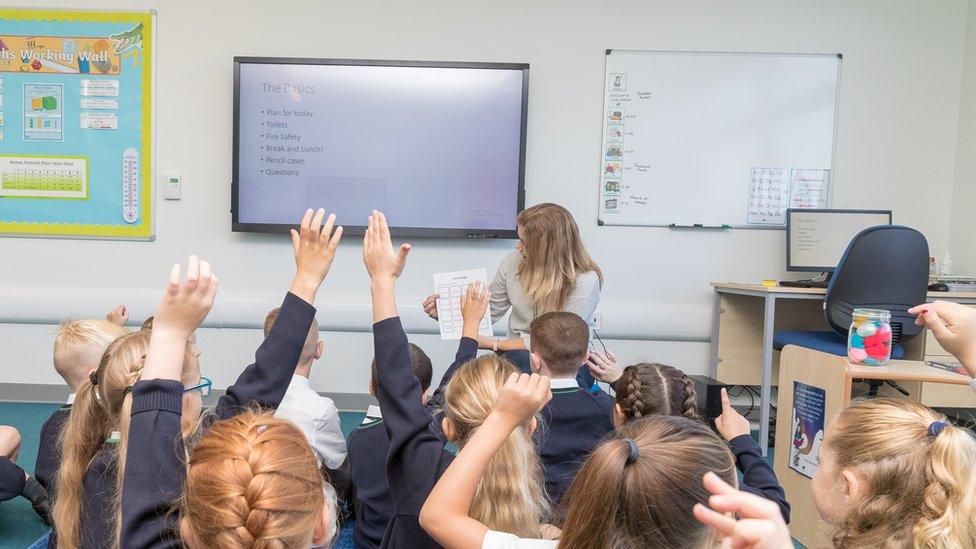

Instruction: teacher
[423,203,603,378]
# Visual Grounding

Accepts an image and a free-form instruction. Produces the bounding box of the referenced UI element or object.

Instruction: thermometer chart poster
[0,9,153,239]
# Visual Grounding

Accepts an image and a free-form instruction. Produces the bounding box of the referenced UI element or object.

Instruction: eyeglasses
[184,376,212,398]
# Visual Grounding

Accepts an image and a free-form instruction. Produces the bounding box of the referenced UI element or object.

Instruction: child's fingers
[319,213,336,244]
[721,388,732,414]
[693,503,737,537]
[290,229,301,254]
[726,519,782,548]
[703,471,739,497]
[397,243,411,265]
[167,263,181,295]
[300,208,313,232]
[204,275,219,305]
[328,225,343,253]
[709,490,782,520]
[197,260,212,294]
[184,255,200,292]
[309,208,326,237]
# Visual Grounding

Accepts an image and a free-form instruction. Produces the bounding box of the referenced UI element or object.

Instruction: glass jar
[847,308,892,365]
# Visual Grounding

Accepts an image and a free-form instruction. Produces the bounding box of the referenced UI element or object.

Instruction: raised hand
[909,301,976,375]
[461,282,490,322]
[362,210,411,283]
[142,256,218,382]
[152,256,218,342]
[106,304,129,327]
[422,293,440,320]
[693,472,793,549]
[490,373,551,429]
[587,350,623,383]
[290,208,343,304]
[714,388,751,441]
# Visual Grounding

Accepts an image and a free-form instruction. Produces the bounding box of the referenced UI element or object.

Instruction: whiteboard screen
[597,50,841,228]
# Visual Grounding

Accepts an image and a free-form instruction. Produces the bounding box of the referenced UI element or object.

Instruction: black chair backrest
[824,225,929,342]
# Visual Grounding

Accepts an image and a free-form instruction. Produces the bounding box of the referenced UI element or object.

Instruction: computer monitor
[786,209,893,272]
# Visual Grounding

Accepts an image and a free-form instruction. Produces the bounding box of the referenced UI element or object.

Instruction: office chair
[774,225,930,395]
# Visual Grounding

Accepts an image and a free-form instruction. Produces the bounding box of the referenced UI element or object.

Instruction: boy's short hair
[371,343,432,392]
[529,312,590,376]
[54,319,126,383]
[264,307,320,364]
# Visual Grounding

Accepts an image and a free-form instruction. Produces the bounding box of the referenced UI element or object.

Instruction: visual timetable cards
[434,268,493,340]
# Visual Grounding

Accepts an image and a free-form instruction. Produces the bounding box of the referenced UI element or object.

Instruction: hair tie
[122,386,133,395]
[256,425,269,434]
[89,372,99,386]
[623,438,639,464]
[928,421,949,437]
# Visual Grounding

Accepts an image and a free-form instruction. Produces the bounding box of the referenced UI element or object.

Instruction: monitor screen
[232,58,529,237]
[787,209,893,272]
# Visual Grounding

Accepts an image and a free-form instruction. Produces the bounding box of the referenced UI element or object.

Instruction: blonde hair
[826,398,976,549]
[516,203,602,314]
[180,411,326,548]
[442,355,550,536]
[53,319,126,389]
[559,416,736,548]
[53,331,196,549]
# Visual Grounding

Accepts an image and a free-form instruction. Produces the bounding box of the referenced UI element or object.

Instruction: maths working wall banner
[0,9,153,239]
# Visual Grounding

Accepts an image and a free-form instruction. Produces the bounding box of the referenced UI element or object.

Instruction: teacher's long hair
[516,203,602,314]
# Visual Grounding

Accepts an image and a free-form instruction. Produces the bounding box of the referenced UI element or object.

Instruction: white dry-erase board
[598,50,841,229]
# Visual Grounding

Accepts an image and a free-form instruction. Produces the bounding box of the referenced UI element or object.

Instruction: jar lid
[852,308,891,321]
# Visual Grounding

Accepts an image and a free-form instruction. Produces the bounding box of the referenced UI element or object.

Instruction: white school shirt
[482,531,557,549]
[274,375,347,469]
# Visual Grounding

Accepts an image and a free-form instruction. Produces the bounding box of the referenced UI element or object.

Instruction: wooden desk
[772,346,974,547]
[708,282,976,455]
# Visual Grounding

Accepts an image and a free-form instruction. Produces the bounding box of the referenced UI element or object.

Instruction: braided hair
[180,411,328,548]
[615,363,699,422]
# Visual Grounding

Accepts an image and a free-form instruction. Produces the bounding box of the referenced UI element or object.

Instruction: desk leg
[759,295,776,457]
[709,290,722,379]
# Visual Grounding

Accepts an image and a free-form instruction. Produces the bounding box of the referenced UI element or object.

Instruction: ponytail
[559,416,736,548]
[614,363,699,422]
[443,355,549,536]
[52,378,110,548]
[827,398,976,548]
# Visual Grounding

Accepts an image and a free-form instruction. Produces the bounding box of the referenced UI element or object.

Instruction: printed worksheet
[434,268,493,340]
[747,167,790,225]
[788,169,830,209]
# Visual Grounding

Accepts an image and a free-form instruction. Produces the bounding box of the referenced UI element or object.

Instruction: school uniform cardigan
[349,334,477,549]
[34,404,70,499]
[113,291,315,548]
[729,434,792,523]
[536,381,615,505]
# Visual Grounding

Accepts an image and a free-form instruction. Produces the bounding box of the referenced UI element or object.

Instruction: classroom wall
[950,0,976,276]
[0,0,970,403]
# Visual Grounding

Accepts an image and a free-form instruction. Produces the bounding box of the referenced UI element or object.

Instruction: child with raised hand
[348,281,485,549]
[910,300,976,382]
[587,354,790,522]
[807,397,976,548]
[421,389,741,549]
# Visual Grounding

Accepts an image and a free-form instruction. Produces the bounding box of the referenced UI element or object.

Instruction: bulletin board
[0,8,154,239]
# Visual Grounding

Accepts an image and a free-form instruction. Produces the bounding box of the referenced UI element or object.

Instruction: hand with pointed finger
[151,255,219,343]
[714,388,751,441]
[909,300,976,375]
[106,304,129,327]
[693,472,793,549]
[422,293,440,320]
[587,350,623,383]
[490,373,552,429]
[362,210,411,283]
[290,208,343,303]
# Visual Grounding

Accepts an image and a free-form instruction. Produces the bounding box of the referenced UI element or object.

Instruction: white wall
[0,0,970,402]
[951,0,976,275]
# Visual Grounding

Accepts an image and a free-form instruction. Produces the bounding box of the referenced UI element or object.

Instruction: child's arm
[910,301,976,378]
[426,282,489,411]
[122,256,218,548]
[212,209,341,420]
[693,472,794,549]
[365,210,451,518]
[0,458,26,502]
[713,389,791,523]
[420,373,551,549]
